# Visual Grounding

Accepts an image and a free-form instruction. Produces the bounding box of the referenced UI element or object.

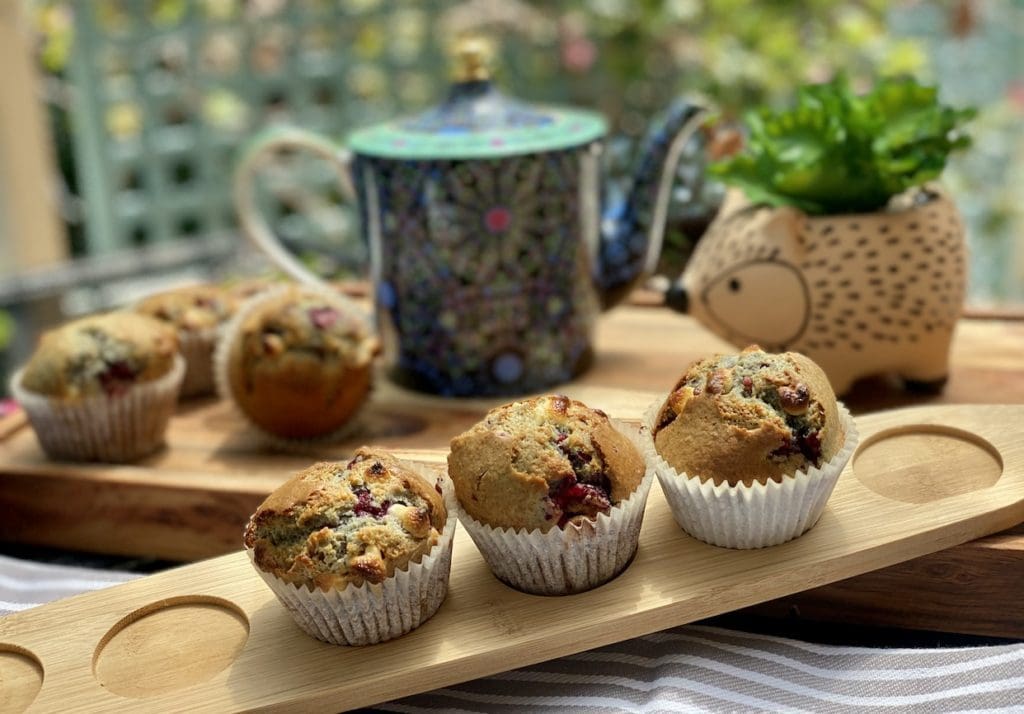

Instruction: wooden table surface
[1,302,1022,639]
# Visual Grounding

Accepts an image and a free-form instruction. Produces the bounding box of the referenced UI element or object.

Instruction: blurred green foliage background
[25,0,1024,305]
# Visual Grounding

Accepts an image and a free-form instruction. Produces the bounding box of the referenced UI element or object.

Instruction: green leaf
[708,76,975,215]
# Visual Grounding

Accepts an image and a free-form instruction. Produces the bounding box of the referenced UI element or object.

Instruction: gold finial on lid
[452,36,493,82]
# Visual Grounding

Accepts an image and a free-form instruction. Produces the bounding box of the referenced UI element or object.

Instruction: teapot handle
[232,126,356,288]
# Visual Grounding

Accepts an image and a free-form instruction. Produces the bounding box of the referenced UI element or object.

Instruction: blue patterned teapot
[235,39,707,396]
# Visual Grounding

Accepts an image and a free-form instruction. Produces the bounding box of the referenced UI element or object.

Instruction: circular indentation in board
[94,596,249,699]
[854,425,1002,503]
[0,645,43,713]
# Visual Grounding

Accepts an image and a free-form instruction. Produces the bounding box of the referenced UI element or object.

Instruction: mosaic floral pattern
[355,148,601,396]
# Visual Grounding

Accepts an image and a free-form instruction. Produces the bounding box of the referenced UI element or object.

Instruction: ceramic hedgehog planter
[666,187,967,395]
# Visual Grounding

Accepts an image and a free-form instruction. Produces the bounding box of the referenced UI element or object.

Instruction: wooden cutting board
[0,404,1022,713]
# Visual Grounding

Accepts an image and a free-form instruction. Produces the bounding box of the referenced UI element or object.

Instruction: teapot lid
[347,39,606,160]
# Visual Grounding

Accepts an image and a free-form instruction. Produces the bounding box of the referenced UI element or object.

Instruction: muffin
[10,311,184,462]
[448,394,653,595]
[244,447,455,645]
[643,345,858,548]
[216,285,378,442]
[136,284,237,397]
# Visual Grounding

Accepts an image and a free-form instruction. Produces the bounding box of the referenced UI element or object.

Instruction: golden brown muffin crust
[20,312,179,399]
[448,395,644,532]
[136,284,237,332]
[244,447,446,590]
[653,346,843,487]
[225,287,379,438]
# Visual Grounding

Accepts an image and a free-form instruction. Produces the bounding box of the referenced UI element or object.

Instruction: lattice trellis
[64,0,568,271]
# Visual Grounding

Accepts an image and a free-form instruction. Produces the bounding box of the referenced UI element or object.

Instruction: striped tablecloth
[3,554,1022,712]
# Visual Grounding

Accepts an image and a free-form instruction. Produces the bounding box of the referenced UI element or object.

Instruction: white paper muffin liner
[214,283,375,451]
[641,396,859,549]
[9,354,185,463]
[455,421,655,596]
[177,328,218,398]
[248,466,457,646]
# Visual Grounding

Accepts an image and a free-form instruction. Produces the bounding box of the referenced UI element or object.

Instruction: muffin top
[223,276,280,303]
[19,312,179,399]
[244,447,447,590]
[448,395,645,532]
[653,346,844,487]
[136,284,236,332]
[231,286,377,377]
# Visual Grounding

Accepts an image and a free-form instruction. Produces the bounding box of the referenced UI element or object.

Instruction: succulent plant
[709,76,976,215]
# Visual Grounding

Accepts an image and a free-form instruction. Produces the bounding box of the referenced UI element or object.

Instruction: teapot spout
[599,100,707,308]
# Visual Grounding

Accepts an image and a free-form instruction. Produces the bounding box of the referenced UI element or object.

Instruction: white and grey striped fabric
[381,626,1024,712]
[3,555,1022,712]
[0,554,138,614]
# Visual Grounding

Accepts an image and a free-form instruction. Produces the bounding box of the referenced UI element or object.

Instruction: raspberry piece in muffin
[653,345,844,487]
[448,395,644,531]
[244,447,447,590]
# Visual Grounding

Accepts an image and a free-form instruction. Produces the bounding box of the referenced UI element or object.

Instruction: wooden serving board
[0,404,1022,713]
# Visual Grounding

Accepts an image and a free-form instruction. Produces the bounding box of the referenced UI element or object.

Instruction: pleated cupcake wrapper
[641,397,859,549]
[9,354,185,463]
[213,283,375,451]
[177,328,218,398]
[249,468,457,646]
[455,421,655,596]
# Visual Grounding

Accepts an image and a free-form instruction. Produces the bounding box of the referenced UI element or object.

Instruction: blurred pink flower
[0,399,19,419]
[562,36,597,73]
